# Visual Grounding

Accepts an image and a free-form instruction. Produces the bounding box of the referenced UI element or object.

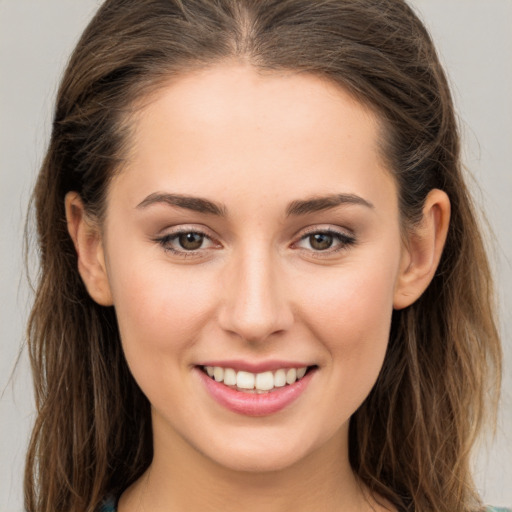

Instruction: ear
[393,189,450,310]
[65,192,113,306]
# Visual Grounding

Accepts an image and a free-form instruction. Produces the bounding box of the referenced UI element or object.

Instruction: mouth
[196,363,317,416]
[200,365,316,394]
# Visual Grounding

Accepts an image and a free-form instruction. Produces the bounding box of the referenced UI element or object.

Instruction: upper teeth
[204,366,308,392]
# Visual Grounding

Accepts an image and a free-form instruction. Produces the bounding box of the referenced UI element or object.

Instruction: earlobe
[393,189,451,310]
[64,192,113,306]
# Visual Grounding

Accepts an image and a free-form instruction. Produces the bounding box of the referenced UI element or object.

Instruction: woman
[25,1,504,511]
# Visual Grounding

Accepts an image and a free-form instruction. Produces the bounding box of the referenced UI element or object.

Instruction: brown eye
[178,232,204,250]
[309,233,333,250]
[155,229,218,256]
[295,229,356,254]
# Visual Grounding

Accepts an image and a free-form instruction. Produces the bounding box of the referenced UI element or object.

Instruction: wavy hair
[25,1,502,511]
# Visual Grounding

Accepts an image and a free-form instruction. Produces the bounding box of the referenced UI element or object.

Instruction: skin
[66,63,450,512]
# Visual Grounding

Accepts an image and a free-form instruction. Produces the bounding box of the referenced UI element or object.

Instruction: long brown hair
[25,1,502,511]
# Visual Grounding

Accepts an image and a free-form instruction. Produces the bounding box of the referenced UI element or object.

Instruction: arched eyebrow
[136,192,226,216]
[136,192,373,217]
[286,194,374,216]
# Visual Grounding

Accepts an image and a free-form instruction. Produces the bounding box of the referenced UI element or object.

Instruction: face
[98,63,408,473]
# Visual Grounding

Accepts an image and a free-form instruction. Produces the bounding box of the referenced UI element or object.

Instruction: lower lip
[197,368,315,417]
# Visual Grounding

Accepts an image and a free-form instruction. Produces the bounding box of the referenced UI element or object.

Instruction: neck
[120,417,377,512]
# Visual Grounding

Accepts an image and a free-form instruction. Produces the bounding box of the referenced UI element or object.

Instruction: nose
[217,247,294,343]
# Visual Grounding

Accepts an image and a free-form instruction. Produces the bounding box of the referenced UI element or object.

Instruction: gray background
[1,1,511,510]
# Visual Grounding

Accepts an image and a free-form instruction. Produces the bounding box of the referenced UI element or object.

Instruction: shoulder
[94,500,511,512]
[97,495,117,512]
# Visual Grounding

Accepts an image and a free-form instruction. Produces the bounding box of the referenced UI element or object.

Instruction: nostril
[217,267,294,341]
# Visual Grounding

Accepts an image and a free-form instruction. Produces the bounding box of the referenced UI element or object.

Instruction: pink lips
[196,365,315,417]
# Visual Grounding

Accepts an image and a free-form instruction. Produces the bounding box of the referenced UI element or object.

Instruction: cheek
[303,260,396,339]
[107,254,217,367]
[297,256,399,397]
[107,261,224,420]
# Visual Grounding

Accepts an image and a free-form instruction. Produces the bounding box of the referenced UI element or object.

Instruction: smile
[202,365,309,393]
[197,364,317,416]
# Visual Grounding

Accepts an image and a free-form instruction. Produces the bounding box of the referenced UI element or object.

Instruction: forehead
[112,63,396,215]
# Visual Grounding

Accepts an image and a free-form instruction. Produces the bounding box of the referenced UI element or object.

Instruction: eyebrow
[136,191,373,217]
[286,194,374,216]
[136,192,227,216]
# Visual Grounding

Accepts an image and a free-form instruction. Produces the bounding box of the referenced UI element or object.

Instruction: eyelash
[293,228,356,256]
[153,227,356,257]
[154,229,217,258]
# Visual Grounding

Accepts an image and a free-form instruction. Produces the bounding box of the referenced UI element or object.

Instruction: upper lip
[196,359,314,373]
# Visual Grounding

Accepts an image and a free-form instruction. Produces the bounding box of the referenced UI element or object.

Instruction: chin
[186,421,343,475]
[208,445,306,473]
